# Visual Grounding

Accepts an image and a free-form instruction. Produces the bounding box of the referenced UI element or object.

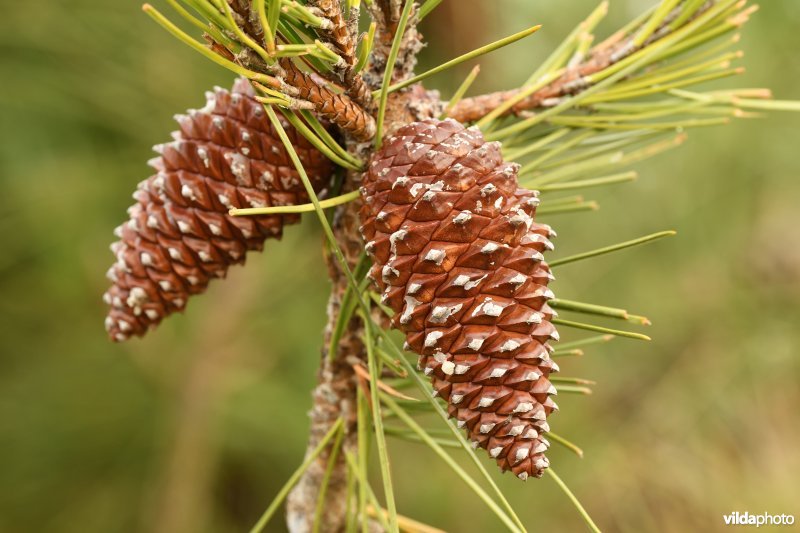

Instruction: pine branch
[280,58,376,140]
[154,0,378,141]
[448,0,734,123]
[308,0,374,108]
[365,0,424,87]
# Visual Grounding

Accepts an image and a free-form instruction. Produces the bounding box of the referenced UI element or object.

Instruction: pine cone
[359,118,559,480]
[104,79,334,341]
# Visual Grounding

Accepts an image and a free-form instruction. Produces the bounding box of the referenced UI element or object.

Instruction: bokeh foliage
[1,1,799,531]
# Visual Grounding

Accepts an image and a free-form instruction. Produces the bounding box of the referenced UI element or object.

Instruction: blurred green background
[1,1,799,532]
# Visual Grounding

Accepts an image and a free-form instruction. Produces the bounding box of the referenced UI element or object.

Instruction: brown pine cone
[104,78,334,341]
[359,118,559,480]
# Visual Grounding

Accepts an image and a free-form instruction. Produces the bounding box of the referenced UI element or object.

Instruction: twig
[309,0,374,107]
[449,1,715,123]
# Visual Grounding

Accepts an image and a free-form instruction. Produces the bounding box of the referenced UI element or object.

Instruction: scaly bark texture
[104,79,333,341]
[359,118,560,479]
[285,90,439,532]
[285,198,365,533]
[280,59,376,141]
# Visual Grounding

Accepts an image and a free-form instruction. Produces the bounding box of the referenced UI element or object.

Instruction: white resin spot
[514,402,534,414]
[467,338,484,351]
[424,249,446,265]
[217,194,232,208]
[472,298,503,317]
[200,93,216,113]
[381,265,399,283]
[479,423,495,434]
[392,176,409,189]
[429,303,463,325]
[424,330,444,349]
[523,371,541,381]
[489,368,507,378]
[489,447,503,458]
[499,339,520,352]
[478,397,495,408]
[409,183,425,198]
[196,147,210,168]
[126,287,148,308]
[389,229,407,253]
[441,361,455,375]
[515,448,530,463]
[509,273,527,286]
[226,152,248,182]
[526,312,543,325]
[453,211,472,225]
[480,242,499,254]
[453,274,486,291]
[534,287,555,299]
[399,296,421,325]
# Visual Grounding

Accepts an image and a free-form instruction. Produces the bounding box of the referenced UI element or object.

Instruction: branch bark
[285,187,366,533]
[448,2,710,123]
[309,0,374,108]
[285,84,440,531]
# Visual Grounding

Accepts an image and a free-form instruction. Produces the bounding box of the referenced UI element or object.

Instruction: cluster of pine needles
[142,0,799,531]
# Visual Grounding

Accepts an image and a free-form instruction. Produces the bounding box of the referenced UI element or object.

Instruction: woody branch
[449,1,722,123]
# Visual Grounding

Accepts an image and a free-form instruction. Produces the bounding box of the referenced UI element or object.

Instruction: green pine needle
[249,418,344,533]
[550,230,675,267]
[552,317,651,341]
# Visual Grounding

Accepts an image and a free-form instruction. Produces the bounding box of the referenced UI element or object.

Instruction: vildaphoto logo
[723,512,795,527]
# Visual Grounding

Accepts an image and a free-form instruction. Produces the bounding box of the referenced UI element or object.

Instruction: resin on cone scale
[103,78,334,341]
[359,118,560,479]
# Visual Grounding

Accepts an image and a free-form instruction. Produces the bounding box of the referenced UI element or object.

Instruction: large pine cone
[359,118,559,479]
[104,79,334,341]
